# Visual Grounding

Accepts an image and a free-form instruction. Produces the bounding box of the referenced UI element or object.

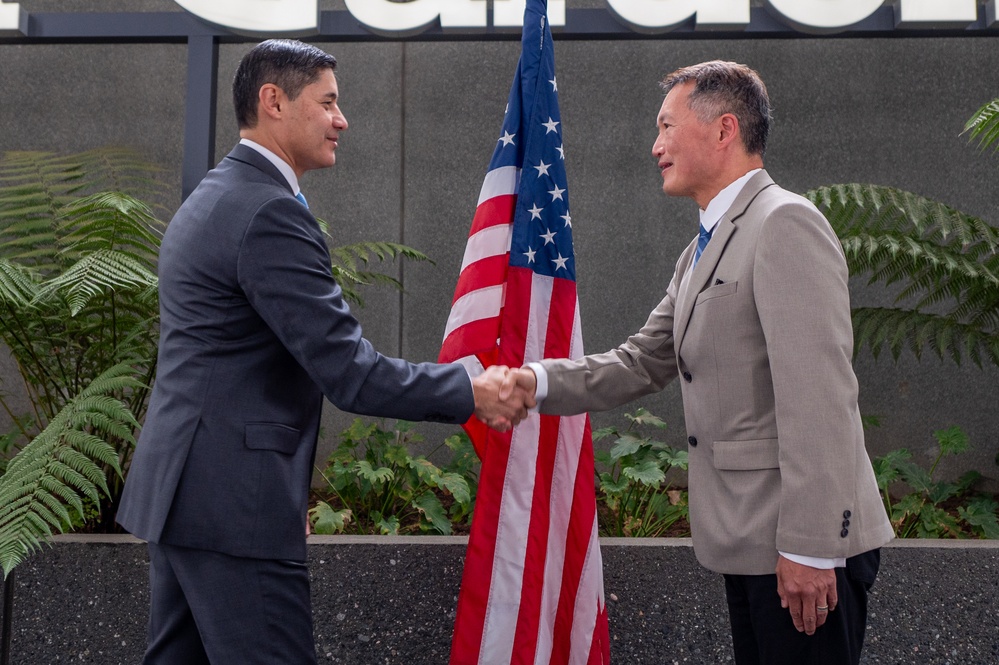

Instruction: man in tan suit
[503,61,893,664]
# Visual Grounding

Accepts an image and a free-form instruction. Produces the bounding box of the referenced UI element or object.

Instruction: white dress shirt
[239,138,302,196]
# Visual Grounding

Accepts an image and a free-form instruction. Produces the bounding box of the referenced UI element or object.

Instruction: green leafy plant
[965,97,999,154]
[314,216,433,308]
[309,419,478,536]
[805,185,999,366]
[805,101,999,367]
[593,408,689,538]
[0,363,142,577]
[872,425,999,539]
[0,149,165,536]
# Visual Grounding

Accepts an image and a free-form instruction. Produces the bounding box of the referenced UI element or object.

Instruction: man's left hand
[776,555,838,635]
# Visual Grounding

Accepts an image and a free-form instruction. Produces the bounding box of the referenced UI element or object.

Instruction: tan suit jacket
[539,170,893,575]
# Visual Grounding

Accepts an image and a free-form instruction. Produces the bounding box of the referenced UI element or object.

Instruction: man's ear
[717,113,740,149]
[257,83,284,121]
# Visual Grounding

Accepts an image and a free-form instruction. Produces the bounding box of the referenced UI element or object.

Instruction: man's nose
[652,136,663,158]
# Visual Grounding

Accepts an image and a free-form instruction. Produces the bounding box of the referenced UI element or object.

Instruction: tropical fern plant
[0,148,165,533]
[965,97,999,154]
[315,216,433,307]
[0,363,142,577]
[805,99,999,368]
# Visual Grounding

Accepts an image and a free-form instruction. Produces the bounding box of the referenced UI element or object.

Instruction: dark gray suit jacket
[117,144,473,561]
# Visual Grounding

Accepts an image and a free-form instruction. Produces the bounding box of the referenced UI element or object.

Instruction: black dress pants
[723,549,880,665]
[143,542,317,665]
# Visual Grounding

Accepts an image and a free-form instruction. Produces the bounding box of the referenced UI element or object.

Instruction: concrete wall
[1,1,997,488]
[2,536,998,663]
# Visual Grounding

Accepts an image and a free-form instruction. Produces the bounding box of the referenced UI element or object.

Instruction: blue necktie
[295,191,309,209]
[692,224,713,268]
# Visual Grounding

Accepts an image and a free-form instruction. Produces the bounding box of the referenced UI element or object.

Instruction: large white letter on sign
[607,0,750,33]
[893,0,978,28]
[763,0,882,32]
[493,0,565,27]
[344,0,486,36]
[0,1,22,36]
[175,0,318,34]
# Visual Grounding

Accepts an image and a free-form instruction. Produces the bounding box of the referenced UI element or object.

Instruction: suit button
[687,436,698,447]
[840,528,849,538]
[842,519,851,528]
[843,510,852,519]
[683,372,692,382]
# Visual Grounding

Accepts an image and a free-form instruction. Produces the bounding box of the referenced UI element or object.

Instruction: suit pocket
[713,438,779,470]
[244,422,300,455]
[694,280,738,305]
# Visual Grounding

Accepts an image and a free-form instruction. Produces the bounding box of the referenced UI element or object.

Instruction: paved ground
[2,537,997,663]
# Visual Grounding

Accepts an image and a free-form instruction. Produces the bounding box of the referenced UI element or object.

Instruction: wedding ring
[817,606,829,612]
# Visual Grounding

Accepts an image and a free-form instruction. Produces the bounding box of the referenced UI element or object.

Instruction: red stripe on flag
[495,266,533,368]
[588,603,610,665]
[543,278,578,359]
[440,317,501,365]
[449,426,513,665]
[549,416,597,665]
[510,412,560,662]
[470,194,517,236]
[452,254,510,305]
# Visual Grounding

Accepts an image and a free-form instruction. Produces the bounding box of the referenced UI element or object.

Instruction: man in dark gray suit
[117,40,528,665]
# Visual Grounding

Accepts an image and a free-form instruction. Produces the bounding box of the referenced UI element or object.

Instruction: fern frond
[32,249,158,315]
[0,259,39,306]
[852,307,997,367]
[808,183,999,367]
[59,191,163,257]
[328,241,433,309]
[0,363,139,578]
[963,98,999,153]
[809,184,999,251]
[0,149,166,268]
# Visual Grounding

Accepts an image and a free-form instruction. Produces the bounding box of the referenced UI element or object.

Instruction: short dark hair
[661,61,772,157]
[233,39,337,129]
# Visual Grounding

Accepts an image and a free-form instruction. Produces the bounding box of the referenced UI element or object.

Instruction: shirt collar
[698,168,762,233]
[239,138,301,195]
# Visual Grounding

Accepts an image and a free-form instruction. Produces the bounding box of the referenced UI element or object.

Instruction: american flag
[439,1,609,663]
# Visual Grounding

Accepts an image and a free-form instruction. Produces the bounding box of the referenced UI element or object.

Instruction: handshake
[471,365,539,431]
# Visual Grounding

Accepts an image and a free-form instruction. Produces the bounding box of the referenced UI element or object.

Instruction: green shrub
[593,408,689,538]
[309,419,479,536]
[872,424,999,539]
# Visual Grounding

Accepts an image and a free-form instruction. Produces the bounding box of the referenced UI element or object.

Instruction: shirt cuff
[779,551,845,569]
[526,362,549,409]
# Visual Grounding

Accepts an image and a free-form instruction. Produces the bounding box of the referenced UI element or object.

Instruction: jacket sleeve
[236,196,474,424]
[753,198,865,557]
[539,256,684,415]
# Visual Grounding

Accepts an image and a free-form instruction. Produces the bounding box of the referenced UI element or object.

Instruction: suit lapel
[673,170,777,356]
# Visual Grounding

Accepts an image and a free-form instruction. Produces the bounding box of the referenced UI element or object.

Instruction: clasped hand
[471,366,538,431]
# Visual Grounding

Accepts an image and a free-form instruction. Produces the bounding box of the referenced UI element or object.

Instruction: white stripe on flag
[568,518,604,665]
[460,224,514,272]
[443,284,506,340]
[524,273,553,362]
[479,414,542,665]
[534,411,587,665]
[477,165,521,205]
